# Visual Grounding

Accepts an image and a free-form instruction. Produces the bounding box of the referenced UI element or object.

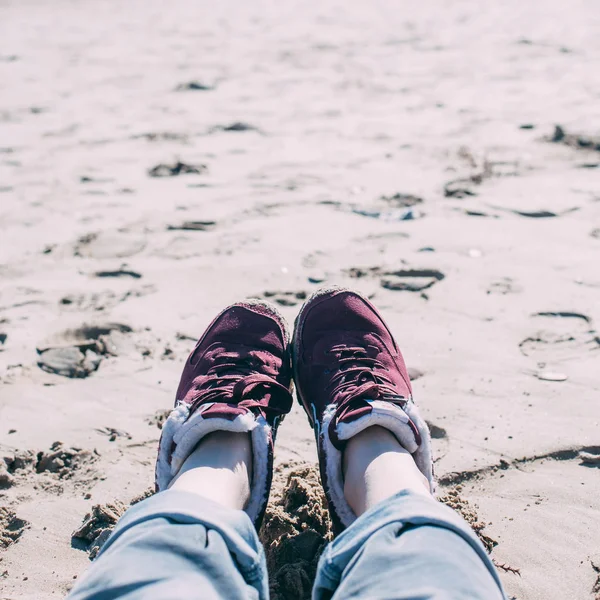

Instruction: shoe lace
[187,348,292,419]
[328,344,407,421]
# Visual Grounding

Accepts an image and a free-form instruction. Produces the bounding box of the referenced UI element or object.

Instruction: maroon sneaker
[155,300,293,527]
[292,288,434,531]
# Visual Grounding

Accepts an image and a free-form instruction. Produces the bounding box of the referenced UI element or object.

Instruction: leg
[69,432,267,600]
[292,289,506,599]
[168,430,253,509]
[342,426,431,514]
[70,300,295,599]
[314,426,506,600]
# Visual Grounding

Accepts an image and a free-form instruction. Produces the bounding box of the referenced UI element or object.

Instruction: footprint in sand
[261,290,307,307]
[444,148,526,204]
[486,277,522,295]
[59,286,155,312]
[519,311,600,363]
[37,323,134,378]
[74,232,147,260]
[349,192,426,221]
[94,427,132,442]
[37,346,102,378]
[0,507,29,549]
[380,269,445,292]
[345,267,445,292]
[154,235,207,260]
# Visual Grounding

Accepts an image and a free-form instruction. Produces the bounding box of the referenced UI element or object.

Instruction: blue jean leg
[68,490,268,600]
[314,490,506,600]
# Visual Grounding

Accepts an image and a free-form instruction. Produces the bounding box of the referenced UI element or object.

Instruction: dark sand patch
[94,269,142,279]
[175,81,214,91]
[491,206,580,219]
[148,162,207,177]
[261,291,308,307]
[592,558,600,600]
[548,125,600,152]
[425,421,447,439]
[210,122,259,133]
[167,220,216,231]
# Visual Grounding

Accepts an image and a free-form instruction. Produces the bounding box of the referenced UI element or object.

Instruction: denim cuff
[316,489,505,595]
[99,489,267,587]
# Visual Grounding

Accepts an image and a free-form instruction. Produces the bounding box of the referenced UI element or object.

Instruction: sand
[1,0,599,598]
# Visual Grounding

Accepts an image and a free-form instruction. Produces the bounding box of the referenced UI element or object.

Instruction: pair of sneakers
[155,288,434,532]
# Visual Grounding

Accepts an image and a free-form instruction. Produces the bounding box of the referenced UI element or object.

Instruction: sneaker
[292,288,433,531]
[155,300,293,527]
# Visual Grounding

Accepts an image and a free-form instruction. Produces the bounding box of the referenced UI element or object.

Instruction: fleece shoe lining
[155,403,271,523]
[321,400,434,528]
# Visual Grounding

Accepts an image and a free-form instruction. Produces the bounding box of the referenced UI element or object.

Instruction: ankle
[342,426,431,516]
[169,431,253,510]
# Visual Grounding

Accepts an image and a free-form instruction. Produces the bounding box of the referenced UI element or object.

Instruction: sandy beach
[1,1,599,598]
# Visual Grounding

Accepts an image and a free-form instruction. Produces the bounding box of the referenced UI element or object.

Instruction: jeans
[69,489,506,600]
